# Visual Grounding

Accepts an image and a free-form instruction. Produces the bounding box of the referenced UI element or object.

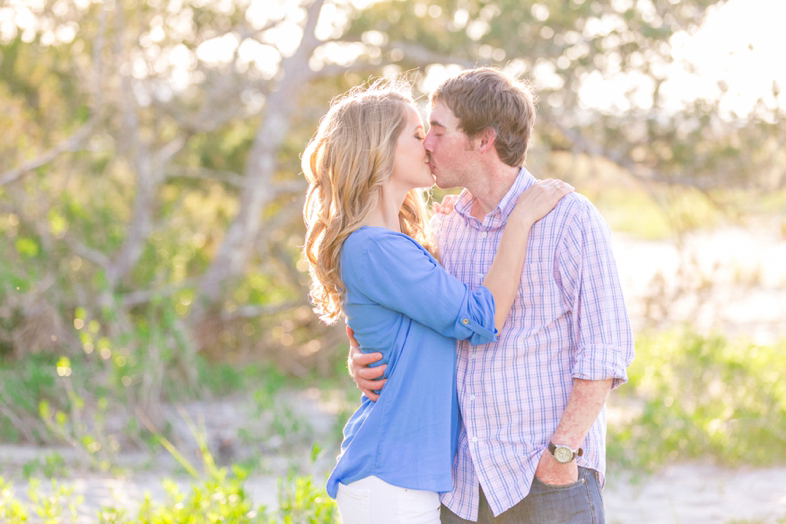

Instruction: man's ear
[477,127,497,154]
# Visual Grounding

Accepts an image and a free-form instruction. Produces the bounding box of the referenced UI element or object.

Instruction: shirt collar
[454,168,535,230]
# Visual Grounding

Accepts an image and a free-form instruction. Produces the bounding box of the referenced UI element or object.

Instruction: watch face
[554,446,573,463]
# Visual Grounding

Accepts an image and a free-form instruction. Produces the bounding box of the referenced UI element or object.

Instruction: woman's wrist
[510,212,537,229]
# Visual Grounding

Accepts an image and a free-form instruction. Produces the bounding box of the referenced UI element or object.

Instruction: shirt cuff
[572,344,628,389]
[460,288,498,346]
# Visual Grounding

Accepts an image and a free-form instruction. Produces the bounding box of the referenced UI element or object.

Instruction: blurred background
[0,0,784,522]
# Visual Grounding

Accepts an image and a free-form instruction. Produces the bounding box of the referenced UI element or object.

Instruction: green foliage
[133,473,257,523]
[594,185,721,240]
[726,516,786,524]
[0,477,28,522]
[22,452,67,479]
[1,411,339,523]
[273,471,339,524]
[609,330,786,469]
[1,470,339,524]
[0,477,83,524]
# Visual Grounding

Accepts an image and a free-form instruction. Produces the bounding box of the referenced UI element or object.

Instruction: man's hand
[534,449,579,486]
[431,194,459,215]
[535,378,613,486]
[346,326,386,401]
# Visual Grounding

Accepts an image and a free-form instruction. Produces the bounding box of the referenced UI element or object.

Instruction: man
[349,67,634,523]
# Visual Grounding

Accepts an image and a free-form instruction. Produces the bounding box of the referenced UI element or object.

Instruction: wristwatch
[548,442,583,464]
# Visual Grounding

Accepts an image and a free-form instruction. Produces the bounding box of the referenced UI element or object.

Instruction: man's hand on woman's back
[347,326,387,401]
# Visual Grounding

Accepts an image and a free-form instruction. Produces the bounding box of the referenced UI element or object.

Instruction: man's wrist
[548,441,583,464]
[550,431,582,449]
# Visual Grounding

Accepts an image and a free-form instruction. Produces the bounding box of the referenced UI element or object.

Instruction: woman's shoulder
[343,227,425,264]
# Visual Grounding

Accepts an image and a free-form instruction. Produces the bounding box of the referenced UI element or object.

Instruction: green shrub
[0,470,339,524]
[609,330,786,469]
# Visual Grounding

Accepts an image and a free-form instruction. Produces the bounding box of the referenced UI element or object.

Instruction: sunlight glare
[662,0,786,117]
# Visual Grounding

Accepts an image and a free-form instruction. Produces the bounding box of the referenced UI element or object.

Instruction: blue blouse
[326,226,498,498]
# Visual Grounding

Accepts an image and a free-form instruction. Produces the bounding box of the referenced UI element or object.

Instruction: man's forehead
[428,101,456,126]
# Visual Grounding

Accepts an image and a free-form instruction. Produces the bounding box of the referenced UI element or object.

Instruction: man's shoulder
[545,191,594,224]
[559,190,593,210]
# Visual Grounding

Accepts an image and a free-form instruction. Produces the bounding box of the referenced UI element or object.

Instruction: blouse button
[462,318,469,325]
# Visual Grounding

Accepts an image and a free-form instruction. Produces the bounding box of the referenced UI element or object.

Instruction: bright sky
[578,0,786,116]
[670,0,786,116]
[2,0,783,117]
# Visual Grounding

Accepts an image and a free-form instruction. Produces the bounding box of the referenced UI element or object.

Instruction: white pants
[336,475,441,524]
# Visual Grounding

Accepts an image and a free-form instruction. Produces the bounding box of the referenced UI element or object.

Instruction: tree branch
[0,118,97,186]
[539,112,717,191]
[221,300,303,322]
[122,278,199,307]
[192,0,326,312]
[386,40,483,69]
[0,201,112,270]
[0,1,108,187]
[166,166,246,187]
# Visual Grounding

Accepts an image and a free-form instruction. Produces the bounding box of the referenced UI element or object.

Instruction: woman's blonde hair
[302,81,436,324]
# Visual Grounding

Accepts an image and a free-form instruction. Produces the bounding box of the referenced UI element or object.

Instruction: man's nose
[423,132,435,152]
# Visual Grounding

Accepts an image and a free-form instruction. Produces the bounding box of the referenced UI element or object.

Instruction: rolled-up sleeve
[349,232,497,346]
[558,201,634,389]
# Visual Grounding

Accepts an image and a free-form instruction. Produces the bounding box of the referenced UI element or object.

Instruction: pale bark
[192,0,326,317]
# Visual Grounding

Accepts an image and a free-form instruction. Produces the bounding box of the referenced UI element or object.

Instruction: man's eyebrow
[429,120,446,128]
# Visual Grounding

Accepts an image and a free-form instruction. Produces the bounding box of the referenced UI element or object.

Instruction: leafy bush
[608,330,786,469]
[0,471,339,524]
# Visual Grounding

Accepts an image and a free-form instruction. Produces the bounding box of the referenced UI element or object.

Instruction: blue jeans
[440,467,605,524]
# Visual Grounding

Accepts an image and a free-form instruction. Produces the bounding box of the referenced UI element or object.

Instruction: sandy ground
[2,224,785,522]
[3,440,786,523]
[604,464,786,523]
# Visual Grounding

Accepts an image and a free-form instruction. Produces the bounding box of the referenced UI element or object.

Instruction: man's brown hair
[430,67,536,167]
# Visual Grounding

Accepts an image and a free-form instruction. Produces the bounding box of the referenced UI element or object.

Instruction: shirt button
[461,318,469,325]
[481,232,488,238]
[470,395,476,401]
[472,437,478,443]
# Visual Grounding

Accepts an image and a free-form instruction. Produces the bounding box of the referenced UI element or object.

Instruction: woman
[302,82,572,524]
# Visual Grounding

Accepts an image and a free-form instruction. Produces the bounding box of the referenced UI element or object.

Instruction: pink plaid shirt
[434,169,634,520]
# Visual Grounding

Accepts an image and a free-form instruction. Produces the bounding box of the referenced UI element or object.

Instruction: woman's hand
[431,194,460,215]
[510,179,574,226]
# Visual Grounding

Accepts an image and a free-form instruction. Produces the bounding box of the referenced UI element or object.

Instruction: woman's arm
[482,179,573,331]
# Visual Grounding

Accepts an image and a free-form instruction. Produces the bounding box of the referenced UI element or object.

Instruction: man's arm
[347,326,386,401]
[535,378,612,484]
[537,199,633,484]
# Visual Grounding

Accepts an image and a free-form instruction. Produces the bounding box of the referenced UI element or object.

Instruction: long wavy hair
[302,82,436,324]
